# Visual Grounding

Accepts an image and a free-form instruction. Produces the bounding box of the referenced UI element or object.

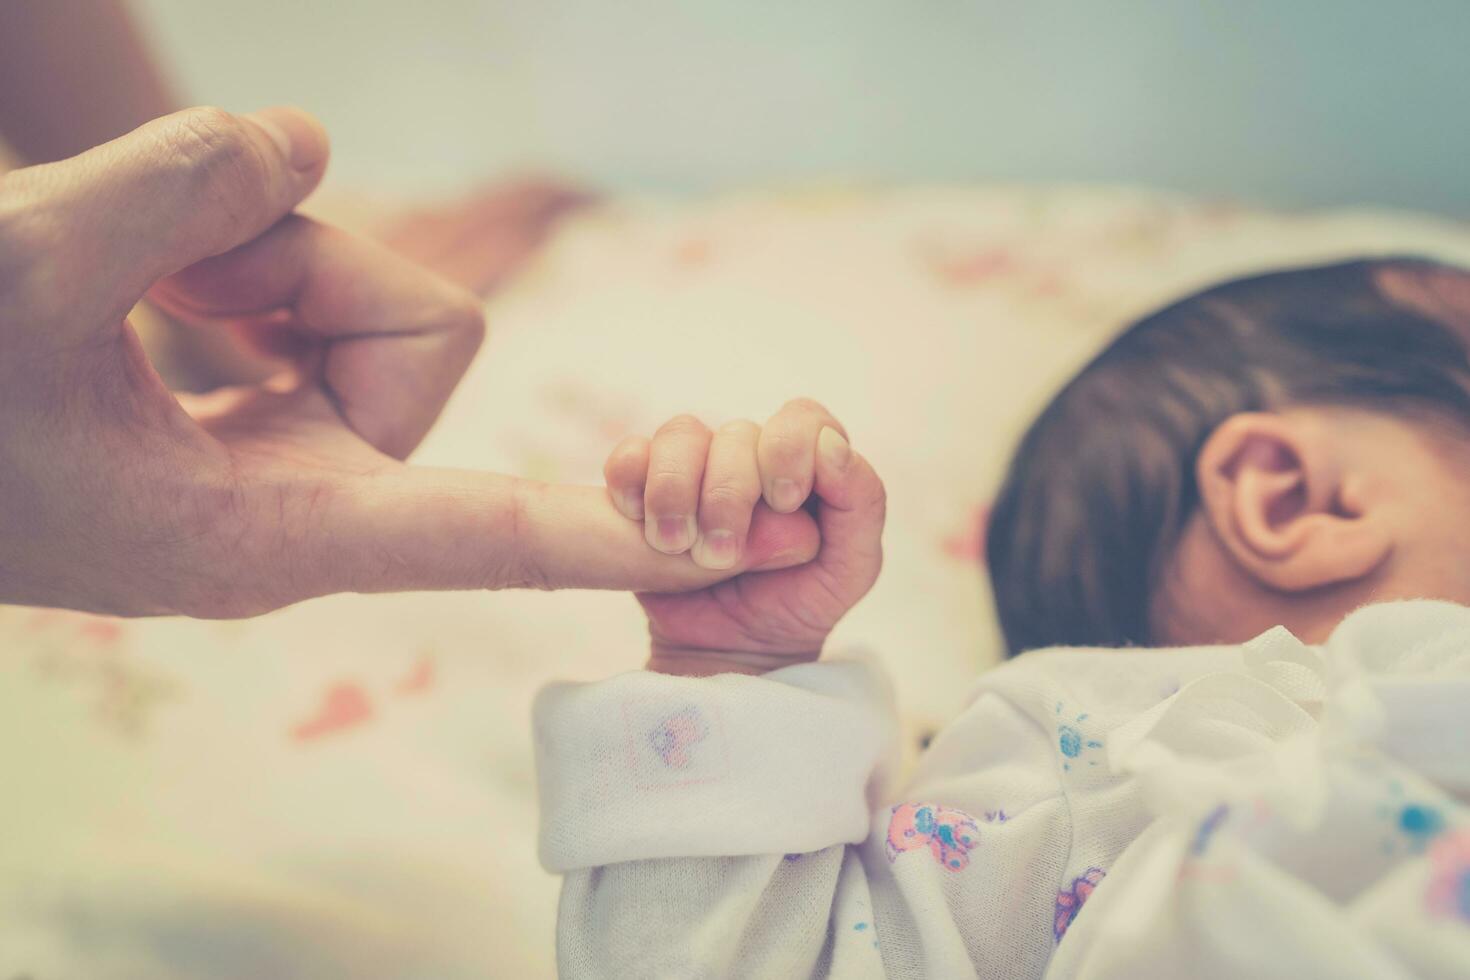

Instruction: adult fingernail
[245,107,328,171]
[620,490,645,521]
[818,427,851,471]
[692,530,739,569]
[768,478,804,512]
[648,514,696,553]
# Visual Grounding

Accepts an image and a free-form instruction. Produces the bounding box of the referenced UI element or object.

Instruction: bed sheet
[4,184,1469,977]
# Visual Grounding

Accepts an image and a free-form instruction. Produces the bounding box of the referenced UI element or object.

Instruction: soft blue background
[138,0,1470,212]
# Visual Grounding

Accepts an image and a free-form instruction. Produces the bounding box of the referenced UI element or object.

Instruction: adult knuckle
[168,108,253,172]
[427,283,487,341]
[506,478,551,590]
[0,172,62,310]
[448,287,486,329]
[454,297,488,348]
[122,479,265,618]
[162,107,272,232]
[429,290,486,368]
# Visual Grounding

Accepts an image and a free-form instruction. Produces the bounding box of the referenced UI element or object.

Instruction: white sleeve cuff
[534,659,896,872]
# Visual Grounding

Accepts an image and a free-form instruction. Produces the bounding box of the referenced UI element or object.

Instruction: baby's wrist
[647,644,821,677]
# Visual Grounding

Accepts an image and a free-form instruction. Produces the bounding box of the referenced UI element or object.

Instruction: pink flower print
[923,244,1017,288]
[79,618,124,646]
[395,654,436,696]
[1055,867,1106,942]
[672,236,714,269]
[941,504,991,562]
[885,803,980,871]
[1425,828,1470,923]
[291,682,374,742]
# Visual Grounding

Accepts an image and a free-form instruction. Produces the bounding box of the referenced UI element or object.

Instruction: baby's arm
[535,402,1073,977]
[536,660,1070,978]
[536,660,896,977]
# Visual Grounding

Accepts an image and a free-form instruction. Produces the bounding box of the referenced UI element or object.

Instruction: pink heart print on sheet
[288,654,439,742]
[291,682,374,742]
[885,803,981,871]
[395,654,436,696]
[941,504,991,562]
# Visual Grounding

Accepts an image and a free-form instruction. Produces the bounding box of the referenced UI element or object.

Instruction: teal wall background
[139,0,1470,212]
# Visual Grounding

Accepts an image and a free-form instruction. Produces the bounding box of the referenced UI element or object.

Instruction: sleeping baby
[534,257,1470,978]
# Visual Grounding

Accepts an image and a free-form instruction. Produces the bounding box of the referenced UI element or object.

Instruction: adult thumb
[13,105,329,333]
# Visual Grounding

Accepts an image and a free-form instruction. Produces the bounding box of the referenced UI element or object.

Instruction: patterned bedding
[4,184,1469,977]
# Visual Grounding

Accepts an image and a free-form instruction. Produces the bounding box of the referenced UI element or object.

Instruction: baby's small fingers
[692,420,762,570]
[810,427,886,599]
[757,397,848,513]
[644,414,712,554]
[604,435,651,520]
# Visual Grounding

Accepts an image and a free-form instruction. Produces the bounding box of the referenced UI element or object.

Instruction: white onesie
[534,601,1470,978]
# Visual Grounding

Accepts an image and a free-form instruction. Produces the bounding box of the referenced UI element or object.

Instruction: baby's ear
[1194,412,1391,592]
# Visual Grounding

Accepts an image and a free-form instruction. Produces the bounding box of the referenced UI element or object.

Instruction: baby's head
[987,257,1470,655]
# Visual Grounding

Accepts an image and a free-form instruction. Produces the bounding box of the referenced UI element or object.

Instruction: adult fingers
[266,471,821,609]
[6,106,328,333]
[150,214,484,460]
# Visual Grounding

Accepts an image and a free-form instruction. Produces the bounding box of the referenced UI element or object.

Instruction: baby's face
[1155,406,1470,646]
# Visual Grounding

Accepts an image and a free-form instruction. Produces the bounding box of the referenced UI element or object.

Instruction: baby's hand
[605,399,885,675]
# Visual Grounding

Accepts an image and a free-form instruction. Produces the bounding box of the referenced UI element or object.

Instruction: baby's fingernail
[648,514,696,553]
[692,530,739,569]
[768,478,804,512]
[620,490,645,520]
[818,427,851,471]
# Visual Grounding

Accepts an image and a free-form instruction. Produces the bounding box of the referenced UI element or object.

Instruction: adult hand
[0,107,817,617]
[132,179,596,392]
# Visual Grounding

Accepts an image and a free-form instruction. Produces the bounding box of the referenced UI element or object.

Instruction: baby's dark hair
[985,256,1470,656]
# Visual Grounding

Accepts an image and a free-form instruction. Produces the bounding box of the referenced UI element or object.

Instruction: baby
[986,255,1470,654]
[534,258,1470,978]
